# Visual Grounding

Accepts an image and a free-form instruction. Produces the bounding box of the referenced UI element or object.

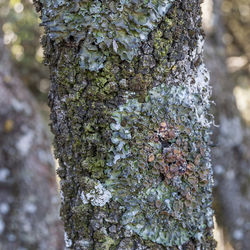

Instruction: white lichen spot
[64,232,72,248]
[197,35,204,55]
[158,1,172,16]
[80,192,88,204]
[113,154,121,164]
[167,62,212,128]
[60,190,65,203]
[110,122,121,131]
[81,182,112,207]
[139,33,147,41]
[188,63,211,127]
[206,208,214,227]
[112,39,118,53]
[195,232,203,241]
[16,130,34,156]
[0,168,10,182]
[191,35,204,59]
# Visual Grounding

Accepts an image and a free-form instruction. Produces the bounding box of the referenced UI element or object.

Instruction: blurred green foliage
[0,0,49,102]
[222,0,250,60]
[222,0,250,124]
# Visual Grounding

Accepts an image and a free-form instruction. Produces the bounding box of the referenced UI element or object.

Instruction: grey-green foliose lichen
[39,0,175,71]
[105,55,214,246]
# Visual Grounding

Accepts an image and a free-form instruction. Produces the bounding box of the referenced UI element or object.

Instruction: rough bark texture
[204,0,250,249]
[37,0,216,249]
[0,29,64,249]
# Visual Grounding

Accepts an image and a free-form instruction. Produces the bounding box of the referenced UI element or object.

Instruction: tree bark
[204,0,250,249]
[36,0,216,249]
[0,28,64,249]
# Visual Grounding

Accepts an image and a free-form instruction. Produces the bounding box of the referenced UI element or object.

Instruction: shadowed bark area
[204,0,250,249]
[36,0,216,249]
[0,28,64,250]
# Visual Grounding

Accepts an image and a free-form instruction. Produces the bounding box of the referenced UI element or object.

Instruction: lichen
[64,232,73,248]
[105,58,214,246]
[39,0,175,71]
[38,0,216,248]
[80,180,112,207]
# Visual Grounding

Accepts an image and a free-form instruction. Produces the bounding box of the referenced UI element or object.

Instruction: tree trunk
[36,0,216,249]
[0,27,64,249]
[204,0,250,248]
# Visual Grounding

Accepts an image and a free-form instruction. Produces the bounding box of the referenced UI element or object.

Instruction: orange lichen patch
[4,119,14,132]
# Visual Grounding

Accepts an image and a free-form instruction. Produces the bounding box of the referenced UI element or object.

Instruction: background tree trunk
[37,0,216,249]
[0,27,64,250]
[204,0,250,249]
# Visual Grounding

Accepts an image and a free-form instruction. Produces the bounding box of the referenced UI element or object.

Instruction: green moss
[129,73,147,91]
[80,158,105,179]
[95,77,108,88]
[72,205,91,234]
[95,234,116,250]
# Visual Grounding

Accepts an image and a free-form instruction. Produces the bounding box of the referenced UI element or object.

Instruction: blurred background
[0,0,249,249]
